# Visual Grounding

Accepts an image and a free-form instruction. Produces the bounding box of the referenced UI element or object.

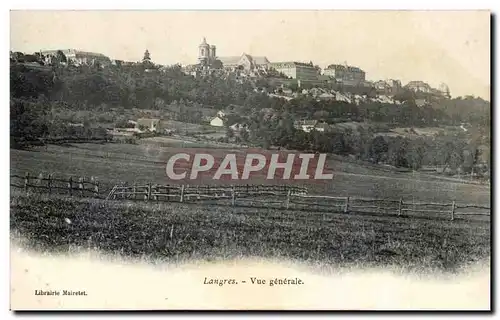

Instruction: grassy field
[10,193,490,274]
[10,143,491,205]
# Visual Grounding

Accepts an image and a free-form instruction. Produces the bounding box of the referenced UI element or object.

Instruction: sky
[10,10,491,99]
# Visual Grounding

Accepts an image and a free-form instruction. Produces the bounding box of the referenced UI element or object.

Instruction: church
[196,37,270,74]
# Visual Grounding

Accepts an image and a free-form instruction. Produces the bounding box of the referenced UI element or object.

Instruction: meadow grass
[10,193,490,275]
[10,143,491,205]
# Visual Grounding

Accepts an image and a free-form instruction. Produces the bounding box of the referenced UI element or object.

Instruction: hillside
[10,60,491,178]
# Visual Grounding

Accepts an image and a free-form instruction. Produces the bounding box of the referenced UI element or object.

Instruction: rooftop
[326,64,364,73]
[40,49,108,58]
[271,61,315,67]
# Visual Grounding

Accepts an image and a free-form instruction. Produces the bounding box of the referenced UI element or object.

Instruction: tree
[370,136,388,163]
[225,127,234,139]
[240,128,249,142]
[448,150,464,171]
[331,132,347,154]
[10,98,51,145]
[288,80,299,92]
[387,137,408,167]
[56,50,67,64]
[405,139,425,170]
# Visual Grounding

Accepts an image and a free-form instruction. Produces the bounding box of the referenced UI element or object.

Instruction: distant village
[11,37,453,135]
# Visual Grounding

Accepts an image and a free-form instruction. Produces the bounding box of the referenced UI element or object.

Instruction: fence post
[180,185,185,203]
[286,189,291,209]
[133,184,136,200]
[398,198,403,216]
[94,180,99,198]
[68,177,73,196]
[169,225,174,239]
[24,172,29,194]
[47,174,52,195]
[451,201,456,221]
[344,196,350,213]
[147,183,152,201]
[231,185,236,206]
[38,173,43,187]
[79,177,84,197]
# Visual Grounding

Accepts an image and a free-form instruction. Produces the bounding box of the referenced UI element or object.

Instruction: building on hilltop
[405,81,451,99]
[198,37,221,69]
[218,53,270,73]
[40,49,111,66]
[405,80,433,93]
[197,37,271,75]
[374,79,403,96]
[269,61,319,81]
[323,63,366,86]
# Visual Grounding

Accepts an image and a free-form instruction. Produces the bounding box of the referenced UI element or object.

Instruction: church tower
[210,45,216,61]
[198,37,210,65]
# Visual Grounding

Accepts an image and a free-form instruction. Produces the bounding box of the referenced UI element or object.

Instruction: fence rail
[10,173,489,221]
[104,183,489,221]
[10,172,99,197]
[105,184,307,203]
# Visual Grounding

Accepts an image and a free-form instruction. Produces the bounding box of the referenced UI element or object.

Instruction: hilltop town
[12,37,451,105]
[10,37,490,180]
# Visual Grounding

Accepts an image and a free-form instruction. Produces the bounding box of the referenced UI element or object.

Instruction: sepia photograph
[9,9,491,311]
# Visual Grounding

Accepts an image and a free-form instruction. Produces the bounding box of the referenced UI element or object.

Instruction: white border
[4,1,498,10]
[2,1,497,319]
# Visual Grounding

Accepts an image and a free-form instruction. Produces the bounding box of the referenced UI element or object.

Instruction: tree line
[225,109,488,176]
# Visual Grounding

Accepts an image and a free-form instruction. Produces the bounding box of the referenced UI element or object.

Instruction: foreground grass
[10,194,490,274]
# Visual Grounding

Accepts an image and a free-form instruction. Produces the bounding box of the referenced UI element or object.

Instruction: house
[334,91,352,103]
[294,120,318,133]
[318,92,336,100]
[293,120,331,133]
[229,123,247,131]
[136,118,161,132]
[210,116,225,127]
[68,122,84,127]
[314,122,331,132]
[217,110,227,118]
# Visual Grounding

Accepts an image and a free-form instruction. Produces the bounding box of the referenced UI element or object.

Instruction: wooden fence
[10,172,489,221]
[105,183,489,221]
[288,194,490,221]
[106,184,307,203]
[10,172,99,197]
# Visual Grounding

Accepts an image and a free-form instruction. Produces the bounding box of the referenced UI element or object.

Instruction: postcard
[9,10,491,311]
